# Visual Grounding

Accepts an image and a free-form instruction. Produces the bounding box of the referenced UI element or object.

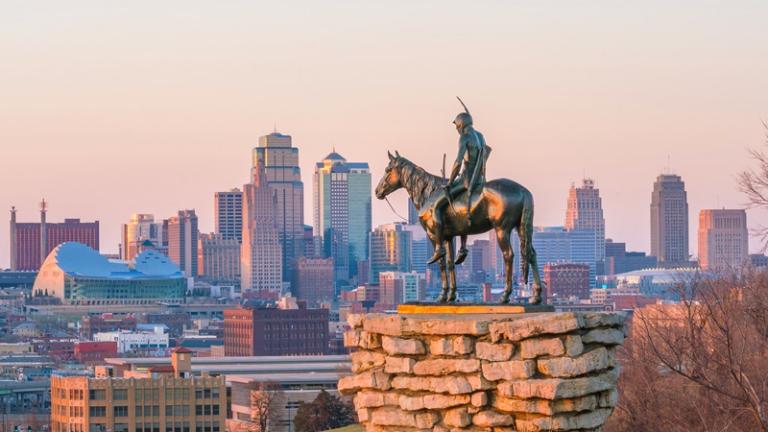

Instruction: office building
[533,227,597,287]
[51,349,226,432]
[33,242,186,305]
[223,306,329,356]
[604,239,658,275]
[167,210,199,277]
[198,233,240,285]
[293,257,334,306]
[121,214,166,261]
[241,159,283,298]
[253,132,305,284]
[650,174,689,264]
[378,271,425,305]
[565,179,606,262]
[94,328,169,354]
[369,223,412,283]
[698,209,748,270]
[214,189,242,243]
[313,151,372,283]
[10,202,99,271]
[543,263,591,301]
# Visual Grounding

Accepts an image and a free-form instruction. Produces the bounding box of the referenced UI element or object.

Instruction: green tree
[293,390,356,432]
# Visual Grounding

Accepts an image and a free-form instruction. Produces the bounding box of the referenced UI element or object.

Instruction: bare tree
[739,122,768,248]
[609,273,768,431]
[249,382,285,432]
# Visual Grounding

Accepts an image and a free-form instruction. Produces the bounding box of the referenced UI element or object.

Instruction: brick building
[543,263,591,301]
[223,306,329,356]
[293,257,334,306]
[74,341,118,364]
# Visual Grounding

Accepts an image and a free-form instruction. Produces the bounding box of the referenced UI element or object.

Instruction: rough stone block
[430,335,474,356]
[471,391,488,407]
[338,370,390,394]
[382,336,425,355]
[416,317,491,336]
[552,394,598,413]
[537,347,611,378]
[413,358,480,375]
[564,334,584,357]
[347,314,364,329]
[466,373,495,391]
[424,394,471,409]
[520,337,565,359]
[472,410,515,427]
[443,406,471,427]
[598,388,619,408]
[494,395,551,415]
[482,360,536,381]
[351,350,386,373]
[498,369,618,400]
[344,330,381,349]
[384,356,415,374]
[475,342,514,361]
[583,312,627,329]
[582,328,625,345]
[391,375,474,395]
[370,407,440,429]
[514,408,612,431]
[489,313,584,343]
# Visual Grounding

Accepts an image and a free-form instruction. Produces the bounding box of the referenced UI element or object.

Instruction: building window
[114,406,129,417]
[114,389,128,400]
[114,424,129,432]
[89,424,105,432]
[89,390,106,400]
[89,407,106,417]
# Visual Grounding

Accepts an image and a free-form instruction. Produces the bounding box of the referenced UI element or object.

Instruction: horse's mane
[396,157,446,210]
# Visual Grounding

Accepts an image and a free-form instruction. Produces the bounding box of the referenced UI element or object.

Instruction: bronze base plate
[397,303,555,314]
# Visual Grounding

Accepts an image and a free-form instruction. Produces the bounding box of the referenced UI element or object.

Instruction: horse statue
[374,151,543,304]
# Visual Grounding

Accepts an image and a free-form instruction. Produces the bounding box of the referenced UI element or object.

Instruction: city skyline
[2,2,768,267]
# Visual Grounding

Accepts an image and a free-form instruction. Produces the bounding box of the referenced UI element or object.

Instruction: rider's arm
[448,141,466,185]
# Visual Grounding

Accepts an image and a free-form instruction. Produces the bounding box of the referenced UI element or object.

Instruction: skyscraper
[214,188,243,243]
[565,178,606,262]
[167,210,198,277]
[241,158,283,298]
[121,213,166,261]
[253,132,305,283]
[698,209,748,270]
[650,174,689,264]
[294,257,335,306]
[9,202,99,270]
[407,199,420,225]
[313,150,372,283]
[369,223,412,283]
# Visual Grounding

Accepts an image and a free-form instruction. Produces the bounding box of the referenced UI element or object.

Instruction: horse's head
[375,150,405,200]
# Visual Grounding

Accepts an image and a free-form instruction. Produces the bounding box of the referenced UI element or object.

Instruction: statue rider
[426,98,491,265]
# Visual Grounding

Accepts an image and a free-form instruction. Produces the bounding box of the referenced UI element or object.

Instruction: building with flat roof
[33,242,186,305]
[121,214,166,261]
[223,307,329,356]
[214,189,243,243]
[51,349,226,432]
[698,209,748,270]
[10,203,99,271]
[167,210,199,278]
[293,257,334,306]
[650,174,689,264]
[543,263,591,301]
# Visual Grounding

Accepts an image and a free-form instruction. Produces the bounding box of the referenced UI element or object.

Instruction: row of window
[90,404,220,418]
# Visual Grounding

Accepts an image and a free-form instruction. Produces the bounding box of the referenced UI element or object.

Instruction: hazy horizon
[2,1,767,267]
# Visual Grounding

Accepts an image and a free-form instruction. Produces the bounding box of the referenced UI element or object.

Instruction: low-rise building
[223,305,328,356]
[51,348,226,432]
[94,328,169,355]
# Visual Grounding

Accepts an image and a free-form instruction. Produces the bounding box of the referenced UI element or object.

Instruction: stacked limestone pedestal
[338,311,626,432]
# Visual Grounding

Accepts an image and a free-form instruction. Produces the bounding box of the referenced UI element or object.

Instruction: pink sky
[1,1,767,266]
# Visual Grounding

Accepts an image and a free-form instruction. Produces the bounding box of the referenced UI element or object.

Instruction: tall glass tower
[313,151,372,284]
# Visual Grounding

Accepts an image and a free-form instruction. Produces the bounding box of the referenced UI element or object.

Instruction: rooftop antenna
[666,154,671,174]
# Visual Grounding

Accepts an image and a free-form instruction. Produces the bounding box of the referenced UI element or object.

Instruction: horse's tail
[519,190,535,284]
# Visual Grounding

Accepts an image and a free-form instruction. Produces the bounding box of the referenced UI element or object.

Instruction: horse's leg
[528,246,543,304]
[437,248,449,303]
[496,227,514,304]
[455,235,468,265]
[446,238,457,302]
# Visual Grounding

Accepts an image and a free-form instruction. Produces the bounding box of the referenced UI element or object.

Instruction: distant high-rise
[369,223,412,283]
[698,209,748,270]
[241,158,283,298]
[294,257,335,306]
[214,189,243,243]
[253,132,305,283]
[9,202,99,270]
[407,200,419,225]
[198,233,240,284]
[121,213,166,261]
[313,150,372,283]
[565,179,606,262]
[533,227,597,287]
[544,263,591,301]
[167,210,198,277]
[650,174,689,264]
